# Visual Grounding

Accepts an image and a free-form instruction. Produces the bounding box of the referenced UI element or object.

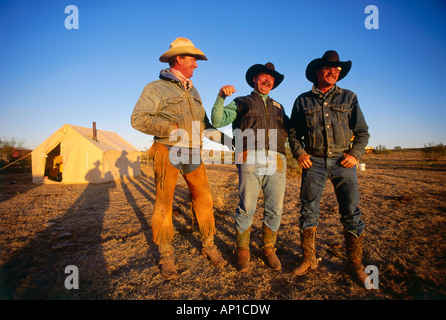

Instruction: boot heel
[202,245,227,268]
[236,248,250,272]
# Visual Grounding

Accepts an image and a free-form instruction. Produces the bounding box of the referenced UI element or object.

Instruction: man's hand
[340,153,357,168]
[168,122,179,139]
[298,154,313,169]
[219,85,236,98]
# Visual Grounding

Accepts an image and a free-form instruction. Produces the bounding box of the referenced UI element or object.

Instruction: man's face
[175,55,198,78]
[253,73,275,95]
[315,66,341,88]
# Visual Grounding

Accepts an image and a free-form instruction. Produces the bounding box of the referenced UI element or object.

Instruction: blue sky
[1,0,446,151]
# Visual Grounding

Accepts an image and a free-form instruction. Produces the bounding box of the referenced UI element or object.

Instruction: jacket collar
[252,90,270,105]
[159,68,178,82]
[311,84,342,99]
[159,68,192,90]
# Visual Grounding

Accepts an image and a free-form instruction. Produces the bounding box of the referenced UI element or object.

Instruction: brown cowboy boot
[158,244,177,280]
[202,237,227,268]
[262,224,281,271]
[236,227,251,272]
[293,227,318,276]
[344,229,368,286]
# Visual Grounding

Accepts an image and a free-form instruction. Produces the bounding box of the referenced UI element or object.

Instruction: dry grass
[0,150,445,300]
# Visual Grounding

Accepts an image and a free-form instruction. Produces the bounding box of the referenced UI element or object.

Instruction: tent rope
[0,153,32,171]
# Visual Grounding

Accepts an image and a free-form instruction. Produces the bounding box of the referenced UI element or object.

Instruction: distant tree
[374,145,391,154]
[0,137,25,162]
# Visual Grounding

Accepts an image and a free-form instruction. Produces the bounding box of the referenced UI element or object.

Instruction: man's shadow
[0,161,114,299]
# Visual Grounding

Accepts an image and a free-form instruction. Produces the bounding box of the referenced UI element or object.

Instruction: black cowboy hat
[305,50,352,83]
[245,62,284,89]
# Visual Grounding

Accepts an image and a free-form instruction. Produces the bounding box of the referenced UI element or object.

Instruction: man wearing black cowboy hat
[289,51,370,286]
[212,62,295,272]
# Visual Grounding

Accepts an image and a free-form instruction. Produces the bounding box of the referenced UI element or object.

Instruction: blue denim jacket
[289,85,369,160]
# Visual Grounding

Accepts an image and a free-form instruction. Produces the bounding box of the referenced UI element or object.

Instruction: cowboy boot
[344,229,368,286]
[202,237,227,268]
[236,227,251,272]
[293,227,318,276]
[158,244,177,281]
[262,224,281,271]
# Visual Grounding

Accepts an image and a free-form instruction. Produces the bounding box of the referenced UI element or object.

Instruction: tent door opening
[45,144,63,182]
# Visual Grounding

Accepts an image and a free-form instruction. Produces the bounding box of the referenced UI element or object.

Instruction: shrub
[421,142,446,161]
[374,145,391,154]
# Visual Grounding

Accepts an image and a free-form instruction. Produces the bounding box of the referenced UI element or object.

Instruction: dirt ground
[0,150,445,300]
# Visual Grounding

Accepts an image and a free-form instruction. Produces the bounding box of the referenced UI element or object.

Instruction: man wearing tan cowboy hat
[212,62,297,272]
[288,50,370,286]
[131,37,231,280]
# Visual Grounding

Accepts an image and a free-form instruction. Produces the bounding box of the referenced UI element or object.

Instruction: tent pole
[93,122,97,141]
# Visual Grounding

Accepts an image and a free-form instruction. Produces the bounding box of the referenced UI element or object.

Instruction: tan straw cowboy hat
[159,37,208,62]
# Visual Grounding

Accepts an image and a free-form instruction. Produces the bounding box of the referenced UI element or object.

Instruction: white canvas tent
[31,124,141,184]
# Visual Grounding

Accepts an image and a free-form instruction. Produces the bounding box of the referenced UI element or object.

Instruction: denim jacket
[131,69,229,149]
[289,85,369,160]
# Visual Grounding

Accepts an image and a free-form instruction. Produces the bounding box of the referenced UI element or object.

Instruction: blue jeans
[235,150,287,233]
[300,154,365,236]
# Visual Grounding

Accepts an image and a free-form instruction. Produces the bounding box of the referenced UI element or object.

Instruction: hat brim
[159,46,208,62]
[245,64,284,89]
[305,58,352,83]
